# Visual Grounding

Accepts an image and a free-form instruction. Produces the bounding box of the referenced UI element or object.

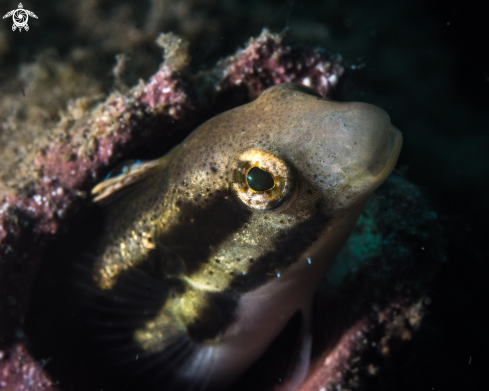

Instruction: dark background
[334,2,489,389]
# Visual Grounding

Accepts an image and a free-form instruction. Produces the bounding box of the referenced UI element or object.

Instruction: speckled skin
[85,83,402,390]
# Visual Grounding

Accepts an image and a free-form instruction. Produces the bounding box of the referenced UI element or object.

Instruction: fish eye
[232,149,295,210]
[246,167,275,192]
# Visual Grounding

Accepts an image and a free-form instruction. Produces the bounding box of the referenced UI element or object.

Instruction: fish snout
[306,101,402,205]
[336,102,403,198]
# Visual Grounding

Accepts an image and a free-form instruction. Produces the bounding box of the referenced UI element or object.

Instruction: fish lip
[341,125,402,204]
[367,125,403,181]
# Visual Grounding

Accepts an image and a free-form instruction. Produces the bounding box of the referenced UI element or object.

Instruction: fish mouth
[366,125,403,182]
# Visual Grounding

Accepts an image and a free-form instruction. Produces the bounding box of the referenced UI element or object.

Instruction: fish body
[86,83,402,390]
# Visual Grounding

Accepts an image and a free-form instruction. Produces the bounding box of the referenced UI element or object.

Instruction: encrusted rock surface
[0,344,54,391]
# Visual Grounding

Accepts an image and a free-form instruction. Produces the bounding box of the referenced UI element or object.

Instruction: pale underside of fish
[80,83,402,391]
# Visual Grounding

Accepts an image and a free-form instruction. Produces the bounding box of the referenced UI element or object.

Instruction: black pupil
[247,167,275,191]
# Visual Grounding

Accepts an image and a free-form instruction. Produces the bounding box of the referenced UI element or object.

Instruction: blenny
[82,83,402,391]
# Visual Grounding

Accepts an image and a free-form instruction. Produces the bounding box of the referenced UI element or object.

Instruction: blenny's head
[156,83,402,293]
[87,83,402,391]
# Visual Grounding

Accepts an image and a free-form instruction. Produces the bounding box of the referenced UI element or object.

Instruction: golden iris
[232,149,295,211]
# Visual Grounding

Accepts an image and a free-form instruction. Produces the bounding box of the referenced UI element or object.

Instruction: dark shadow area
[230,310,304,391]
[25,203,114,391]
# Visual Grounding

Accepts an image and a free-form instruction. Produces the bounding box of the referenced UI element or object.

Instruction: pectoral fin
[92,159,160,203]
[75,255,216,391]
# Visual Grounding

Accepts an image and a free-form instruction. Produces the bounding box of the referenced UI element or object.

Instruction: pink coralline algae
[140,66,191,112]
[297,296,426,391]
[219,30,343,99]
[0,29,439,391]
[0,344,54,391]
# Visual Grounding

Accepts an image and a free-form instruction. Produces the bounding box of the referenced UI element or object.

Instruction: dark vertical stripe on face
[158,190,252,274]
[186,289,239,342]
[229,211,331,293]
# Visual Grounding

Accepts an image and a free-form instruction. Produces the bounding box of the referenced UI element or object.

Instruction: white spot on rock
[328,74,338,86]
[33,195,42,205]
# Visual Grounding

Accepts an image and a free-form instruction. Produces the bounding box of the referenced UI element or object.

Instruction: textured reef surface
[0,4,448,390]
